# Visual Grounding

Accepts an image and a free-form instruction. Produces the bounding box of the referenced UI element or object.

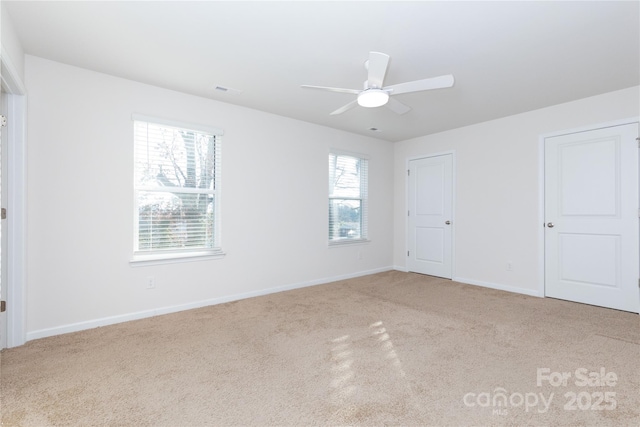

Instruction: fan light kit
[357,89,389,108]
[302,51,455,115]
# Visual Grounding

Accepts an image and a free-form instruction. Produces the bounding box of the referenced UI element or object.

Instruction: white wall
[1,5,25,82]
[22,52,640,340]
[25,55,394,339]
[394,86,640,295]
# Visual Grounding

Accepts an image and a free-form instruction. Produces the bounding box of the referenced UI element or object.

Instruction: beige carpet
[1,271,639,426]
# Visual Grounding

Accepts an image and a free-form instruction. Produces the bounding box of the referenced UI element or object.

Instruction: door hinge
[0,115,6,128]
[407,169,410,176]
[1,208,6,220]
[408,210,410,217]
[407,251,410,257]
[0,301,5,312]
[637,137,640,147]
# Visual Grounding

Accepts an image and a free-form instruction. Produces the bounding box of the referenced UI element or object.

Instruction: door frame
[537,117,640,307]
[1,49,27,347]
[405,150,456,277]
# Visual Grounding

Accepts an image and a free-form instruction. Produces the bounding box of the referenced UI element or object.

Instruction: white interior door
[407,154,453,278]
[545,123,639,313]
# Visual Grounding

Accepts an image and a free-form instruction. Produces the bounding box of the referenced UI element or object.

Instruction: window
[328,151,368,244]
[132,115,223,262]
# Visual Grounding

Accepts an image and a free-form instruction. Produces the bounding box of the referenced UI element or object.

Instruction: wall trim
[26,266,394,342]
[1,47,27,94]
[5,94,26,348]
[453,276,541,298]
[1,47,27,348]
[539,116,640,140]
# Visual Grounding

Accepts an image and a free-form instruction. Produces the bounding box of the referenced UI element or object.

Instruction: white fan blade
[384,74,455,95]
[367,52,390,88]
[301,85,360,95]
[386,97,411,115]
[330,100,358,115]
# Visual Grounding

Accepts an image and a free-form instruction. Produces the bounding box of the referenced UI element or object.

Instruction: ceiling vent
[213,85,243,95]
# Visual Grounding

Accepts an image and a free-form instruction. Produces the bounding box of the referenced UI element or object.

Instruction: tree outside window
[134,120,221,255]
[329,152,368,243]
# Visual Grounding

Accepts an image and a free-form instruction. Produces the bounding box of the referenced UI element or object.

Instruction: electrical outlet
[506,262,513,271]
[146,276,155,289]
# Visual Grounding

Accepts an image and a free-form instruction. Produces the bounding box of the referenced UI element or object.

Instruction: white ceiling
[4,1,639,142]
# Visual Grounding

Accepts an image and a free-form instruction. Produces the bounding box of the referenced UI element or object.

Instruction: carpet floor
[1,271,638,426]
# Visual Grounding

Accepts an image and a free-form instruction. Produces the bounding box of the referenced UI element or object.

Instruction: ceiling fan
[301,51,455,116]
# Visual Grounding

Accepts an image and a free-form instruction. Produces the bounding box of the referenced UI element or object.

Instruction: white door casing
[0,89,6,349]
[544,123,639,313]
[1,50,27,348]
[407,154,453,279]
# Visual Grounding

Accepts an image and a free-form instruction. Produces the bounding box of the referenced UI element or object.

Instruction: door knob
[547,222,554,228]
[445,220,451,225]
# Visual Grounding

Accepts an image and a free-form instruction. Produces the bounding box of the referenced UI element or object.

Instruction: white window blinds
[133,118,222,256]
[328,152,368,243]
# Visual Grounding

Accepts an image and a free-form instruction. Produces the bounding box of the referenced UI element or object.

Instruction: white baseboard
[453,276,541,297]
[26,266,394,342]
[392,268,540,298]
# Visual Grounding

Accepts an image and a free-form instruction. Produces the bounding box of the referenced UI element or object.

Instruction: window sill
[328,239,370,247]
[130,251,226,267]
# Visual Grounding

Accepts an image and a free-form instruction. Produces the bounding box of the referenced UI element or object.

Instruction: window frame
[328,149,370,246]
[130,114,224,266]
